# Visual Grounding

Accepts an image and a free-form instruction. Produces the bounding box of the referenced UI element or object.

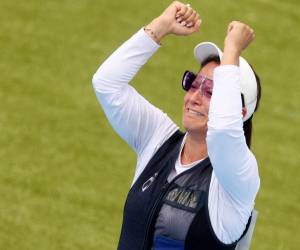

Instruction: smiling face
[182,61,219,135]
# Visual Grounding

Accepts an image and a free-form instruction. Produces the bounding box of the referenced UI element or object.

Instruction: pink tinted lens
[191,75,213,98]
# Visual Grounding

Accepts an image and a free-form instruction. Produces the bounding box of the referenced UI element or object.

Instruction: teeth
[188,108,203,116]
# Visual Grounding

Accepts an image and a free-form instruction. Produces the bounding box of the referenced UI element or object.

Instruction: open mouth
[187,108,205,117]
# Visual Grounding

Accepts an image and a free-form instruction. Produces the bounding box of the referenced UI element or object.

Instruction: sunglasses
[182,70,246,106]
[182,70,214,99]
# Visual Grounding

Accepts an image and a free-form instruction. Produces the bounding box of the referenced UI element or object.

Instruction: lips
[187,108,205,117]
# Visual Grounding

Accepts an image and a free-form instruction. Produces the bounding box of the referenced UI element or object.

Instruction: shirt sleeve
[92,28,178,156]
[207,65,260,205]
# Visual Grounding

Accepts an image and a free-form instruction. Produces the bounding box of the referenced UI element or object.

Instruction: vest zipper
[142,181,169,250]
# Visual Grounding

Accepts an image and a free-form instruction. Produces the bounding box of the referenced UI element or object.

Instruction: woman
[92,1,261,249]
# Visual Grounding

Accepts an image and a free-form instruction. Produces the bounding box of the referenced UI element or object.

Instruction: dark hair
[201,56,221,67]
[201,57,261,149]
[243,67,261,148]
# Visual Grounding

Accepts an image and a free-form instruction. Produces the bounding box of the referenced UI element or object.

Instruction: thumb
[227,22,234,34]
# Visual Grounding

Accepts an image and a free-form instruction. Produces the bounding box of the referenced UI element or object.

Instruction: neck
[181,132,208,165]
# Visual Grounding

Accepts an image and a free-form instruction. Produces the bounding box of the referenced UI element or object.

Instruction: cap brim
[194,42,223,65]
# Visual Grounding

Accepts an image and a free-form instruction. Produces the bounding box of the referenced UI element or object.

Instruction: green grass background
[0,0,299,249]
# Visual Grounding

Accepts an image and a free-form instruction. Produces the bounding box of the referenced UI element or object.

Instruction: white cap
[194,42,257,121]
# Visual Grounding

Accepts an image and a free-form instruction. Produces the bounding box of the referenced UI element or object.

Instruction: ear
[242,107,247,118]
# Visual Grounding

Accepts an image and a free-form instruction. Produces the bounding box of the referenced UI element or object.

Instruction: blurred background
[0,0,299,249]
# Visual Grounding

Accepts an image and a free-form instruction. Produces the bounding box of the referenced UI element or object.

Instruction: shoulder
[132,126,181,185]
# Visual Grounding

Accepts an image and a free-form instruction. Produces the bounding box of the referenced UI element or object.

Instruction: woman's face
[182,61,219,135]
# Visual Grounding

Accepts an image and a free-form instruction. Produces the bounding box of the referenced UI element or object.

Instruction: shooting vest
[118,130,251,250]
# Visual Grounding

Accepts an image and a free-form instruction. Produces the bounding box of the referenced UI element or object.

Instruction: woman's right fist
[161,1,201,35]
[145,1,201,43]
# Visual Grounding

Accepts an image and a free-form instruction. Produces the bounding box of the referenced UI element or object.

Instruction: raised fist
[145,1,201,43]
[224,21,255,54]
[160,1,202,35]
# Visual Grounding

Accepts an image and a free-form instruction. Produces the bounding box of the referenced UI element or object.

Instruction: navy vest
[118,130,251,250]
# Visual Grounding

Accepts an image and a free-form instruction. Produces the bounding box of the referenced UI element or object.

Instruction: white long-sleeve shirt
[92,28,260,245]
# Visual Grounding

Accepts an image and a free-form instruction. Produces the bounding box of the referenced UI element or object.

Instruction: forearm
[221,47,240,66]
[207,66,260,204]
[144,17,170,44]
[92,28,178,154]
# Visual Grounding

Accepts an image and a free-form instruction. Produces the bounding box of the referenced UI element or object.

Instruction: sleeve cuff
[137,27,161,49]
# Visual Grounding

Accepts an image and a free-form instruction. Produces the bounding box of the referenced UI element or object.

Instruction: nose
[189,88,204,105]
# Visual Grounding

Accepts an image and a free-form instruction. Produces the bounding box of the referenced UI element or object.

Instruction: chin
[182,116,208,134]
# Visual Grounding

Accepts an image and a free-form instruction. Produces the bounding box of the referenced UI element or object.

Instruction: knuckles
[228,21,255,37]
